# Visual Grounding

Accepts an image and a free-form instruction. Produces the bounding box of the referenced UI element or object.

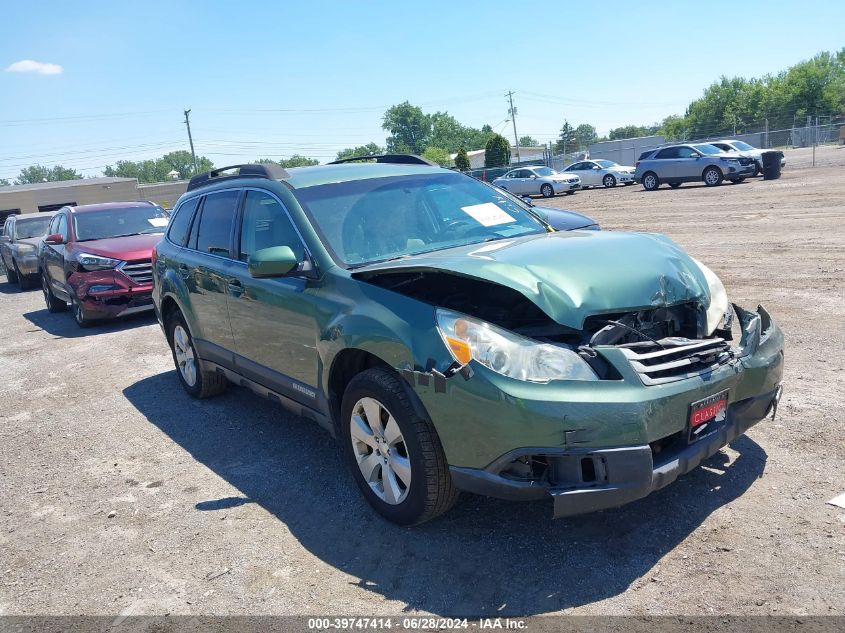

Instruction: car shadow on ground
[23,307,157,338]
[0,279,35,294]
[124,371,768,617]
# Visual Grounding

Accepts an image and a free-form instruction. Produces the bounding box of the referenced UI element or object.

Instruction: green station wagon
[152,157,784,525]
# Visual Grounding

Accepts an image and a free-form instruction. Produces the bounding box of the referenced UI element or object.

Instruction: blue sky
[1,0,843,180]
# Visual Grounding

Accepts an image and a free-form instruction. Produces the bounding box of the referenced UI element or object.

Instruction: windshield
[73,206,168,241]
[594,160,617,168]
[15,216,53,239]
[292,172,548,267]
[694,144,724,155]
[532,167,556,176]
[731,140,755,151]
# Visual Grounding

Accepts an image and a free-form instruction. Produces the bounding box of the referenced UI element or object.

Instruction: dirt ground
[0,145,843,618]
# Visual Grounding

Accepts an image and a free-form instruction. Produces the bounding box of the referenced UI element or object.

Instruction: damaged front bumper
[69,270,154,320]
[411,303,784,517]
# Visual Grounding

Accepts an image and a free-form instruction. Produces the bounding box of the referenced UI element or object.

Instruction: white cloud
[5,60,63,75]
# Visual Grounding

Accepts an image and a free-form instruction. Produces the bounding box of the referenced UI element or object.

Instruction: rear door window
[194,191,240,257]
[655,148,680,159]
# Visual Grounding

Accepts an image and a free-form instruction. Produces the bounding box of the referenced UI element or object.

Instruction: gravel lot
[1,145,843,618]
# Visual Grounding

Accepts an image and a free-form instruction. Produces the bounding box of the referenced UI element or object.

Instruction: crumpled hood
[74,233,162,261]
[353,231,711,329]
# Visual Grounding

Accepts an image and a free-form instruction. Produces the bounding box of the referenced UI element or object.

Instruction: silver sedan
[562,159,637,188]
[491,166,581,198]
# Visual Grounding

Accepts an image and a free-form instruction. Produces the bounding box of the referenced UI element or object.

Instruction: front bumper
[450,386,781,517]
[411,303,784,516]
[68,270,154,319]
[554,181,581,192]
[15,253,40,276]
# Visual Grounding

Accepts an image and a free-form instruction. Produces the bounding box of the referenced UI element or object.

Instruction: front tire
[341,367,457,525]
[602,174,617,188]
[16,263,34,290]
[167,312,228,399]
[5,262,18,284]
[703,166,723,187]
[540,183,554,198]
[642,172,660,191]
[42,273,68,313]
[71,296,95,328]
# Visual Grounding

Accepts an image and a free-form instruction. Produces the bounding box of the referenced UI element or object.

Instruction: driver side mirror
[45,233,65,245]
[530,174,538,179]
[520,195,534,206]
[248,246,299,278]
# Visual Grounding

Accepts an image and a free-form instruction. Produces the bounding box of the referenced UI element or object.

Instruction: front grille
[738,157,753,166]
[120,259,153,284]
[618,337,732,386]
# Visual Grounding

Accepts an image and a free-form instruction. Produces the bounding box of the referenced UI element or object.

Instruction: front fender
[316,277,454,397]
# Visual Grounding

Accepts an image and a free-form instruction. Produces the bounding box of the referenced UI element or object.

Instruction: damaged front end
[355,260,783,518]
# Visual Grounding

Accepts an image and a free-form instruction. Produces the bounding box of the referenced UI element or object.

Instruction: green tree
[573,124,598,150]
[0,178,10,187]
[104,152,214,183]
[554,121,577,153]
[255,155,319,168]
[608,124,651,141]
[454,147,471,171]
[484,134,511,167]
[421,146,452,167]
[335,143,384,161]
[518,135,538,147]
[657,115,687,141]
[15,164,82,185]
[382,102,431,154]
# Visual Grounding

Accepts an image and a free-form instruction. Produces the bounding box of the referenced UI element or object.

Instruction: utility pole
[506,90,520,164]
[184,109,198,176]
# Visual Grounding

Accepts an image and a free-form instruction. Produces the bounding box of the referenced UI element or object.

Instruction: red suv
[39,201,168,327]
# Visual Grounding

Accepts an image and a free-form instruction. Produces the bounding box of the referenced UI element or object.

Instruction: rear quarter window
[167,197,200,247]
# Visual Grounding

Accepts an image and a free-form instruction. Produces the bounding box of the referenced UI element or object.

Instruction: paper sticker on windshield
[147,218,168,227]
[460,203,514,227]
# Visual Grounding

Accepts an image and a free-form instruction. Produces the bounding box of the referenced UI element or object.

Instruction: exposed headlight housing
[436,309,598,382]
[692,258,731,335]
[77,252,122,271]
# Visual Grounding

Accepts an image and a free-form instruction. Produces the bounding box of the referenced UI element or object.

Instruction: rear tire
[669,182,682,188]
[642,172,660,191]
[703,166,723,187]
[540,183,554,198]
[167,311,228,399]
[602,174,617,188]
[341,367,458,525]
[42,273,68,313]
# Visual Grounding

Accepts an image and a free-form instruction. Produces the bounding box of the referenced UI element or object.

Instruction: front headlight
[436,309,598,382]
[15,243,36,254]
[692,258,731,335]
[77,252,122,271]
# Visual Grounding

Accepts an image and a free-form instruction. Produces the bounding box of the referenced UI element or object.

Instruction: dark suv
[153,160,783,525]
[39,201,168,326]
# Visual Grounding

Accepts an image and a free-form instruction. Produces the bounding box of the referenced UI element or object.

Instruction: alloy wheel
[644,174,657,189]
[603,174,616,188]
[349,396,411,505]
[705,168,720,185]
[172,324,198,387]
